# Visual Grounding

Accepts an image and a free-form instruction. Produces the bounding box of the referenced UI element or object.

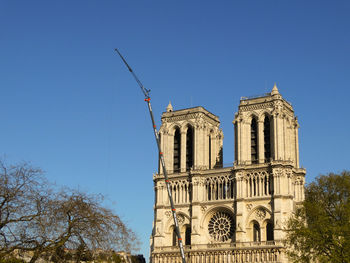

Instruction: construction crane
[115,48,187,263]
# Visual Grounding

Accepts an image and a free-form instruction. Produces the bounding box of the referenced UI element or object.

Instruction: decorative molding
[240,102,274,112]
[162,112,219,127]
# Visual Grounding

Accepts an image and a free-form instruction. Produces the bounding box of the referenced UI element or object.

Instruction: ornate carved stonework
[246,204,253,211]
[177,214,185,225]
[239,101,274,112]
[255,208,266,220]
[151,85,306,263]
[208,212,234,242]
[165,211,171,218]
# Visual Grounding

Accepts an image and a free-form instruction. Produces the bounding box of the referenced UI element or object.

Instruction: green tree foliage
[0,258,25,263]
[285,171,350,263]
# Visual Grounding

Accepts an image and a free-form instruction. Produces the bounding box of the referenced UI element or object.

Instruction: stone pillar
[204,129,209,169]
[273,114,278,161]
[237,120,241,164]
[181,131,186,172]
[245,121,250,164]
[258,120,264,163]
[194,127,198,170]
[295,123,300,168]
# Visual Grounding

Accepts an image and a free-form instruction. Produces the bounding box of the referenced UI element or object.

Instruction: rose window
[208,211,234,242]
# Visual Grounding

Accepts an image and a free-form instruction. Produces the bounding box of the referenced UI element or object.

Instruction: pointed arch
[186,124,194,171]
[263,114,272,162]
[173,127,181,172]
[251,117,258,164]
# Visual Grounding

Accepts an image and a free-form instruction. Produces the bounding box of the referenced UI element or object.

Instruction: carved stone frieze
[162,112,219,127]
[239,102,274,112]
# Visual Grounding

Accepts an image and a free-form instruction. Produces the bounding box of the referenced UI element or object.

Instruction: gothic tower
[150,86,306,263]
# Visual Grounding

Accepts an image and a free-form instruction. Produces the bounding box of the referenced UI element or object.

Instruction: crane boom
[115,48,187,263]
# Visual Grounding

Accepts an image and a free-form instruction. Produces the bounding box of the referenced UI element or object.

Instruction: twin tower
[150,85,306,263]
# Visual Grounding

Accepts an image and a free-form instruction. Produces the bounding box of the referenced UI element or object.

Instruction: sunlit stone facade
[150,85,306,263]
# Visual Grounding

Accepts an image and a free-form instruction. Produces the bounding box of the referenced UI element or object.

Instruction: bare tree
[27,189,139,262]
[0,161,139,262]
[0,161,47,257]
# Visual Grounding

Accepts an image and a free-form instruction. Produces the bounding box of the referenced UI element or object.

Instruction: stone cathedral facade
[150,85,306,263]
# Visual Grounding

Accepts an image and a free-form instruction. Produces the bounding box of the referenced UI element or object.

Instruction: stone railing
[152,243,285,263]
[153,240,283,253]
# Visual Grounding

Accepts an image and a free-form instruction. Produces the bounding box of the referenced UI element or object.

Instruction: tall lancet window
[174,128,181,172]
[264,116,271,162]
[253,222,261,242]
[251,118,258,164]
[186,126,194,171]
[266,221,274,241]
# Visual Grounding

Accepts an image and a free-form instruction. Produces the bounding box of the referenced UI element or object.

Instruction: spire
[166,101,173,112]
[271,83,279,95]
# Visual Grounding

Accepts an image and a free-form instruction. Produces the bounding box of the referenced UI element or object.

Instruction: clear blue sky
[1,0,349,261]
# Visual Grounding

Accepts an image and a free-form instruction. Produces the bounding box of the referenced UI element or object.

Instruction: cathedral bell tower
[158,104,223,173]
[233,84,306,245]
[233,84,300,167]
[151,85,306,263]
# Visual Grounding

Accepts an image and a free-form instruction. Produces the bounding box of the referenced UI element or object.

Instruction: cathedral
[150,85,306,263]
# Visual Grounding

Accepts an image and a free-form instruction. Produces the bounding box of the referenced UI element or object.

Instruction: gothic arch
[248,113,259,123]
[246,205,272,226]
[169,123,182,136]
[180,121,196,133]
[201,205,234,228]
[166,212,190,233]
[258,111,273,122]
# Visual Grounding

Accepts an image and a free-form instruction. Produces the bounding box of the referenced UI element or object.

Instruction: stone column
[237,120,242,164]
[181,131,186,172]
[204,128,209,169]
[295,123,300,168]
[273,114,278,161]
[258,120,264,163]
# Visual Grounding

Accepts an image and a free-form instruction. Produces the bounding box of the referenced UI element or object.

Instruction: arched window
[264,116,271,162]
[186,126,193,171]
[266,221,274,241]
[207,184,212,201]
[253,222,260,242]
[185,225,191,245]
[251,118,258,164]
[173,128,181,172]
[172,227,177,246]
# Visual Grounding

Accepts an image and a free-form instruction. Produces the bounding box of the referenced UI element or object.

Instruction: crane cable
[114,48,187,263]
